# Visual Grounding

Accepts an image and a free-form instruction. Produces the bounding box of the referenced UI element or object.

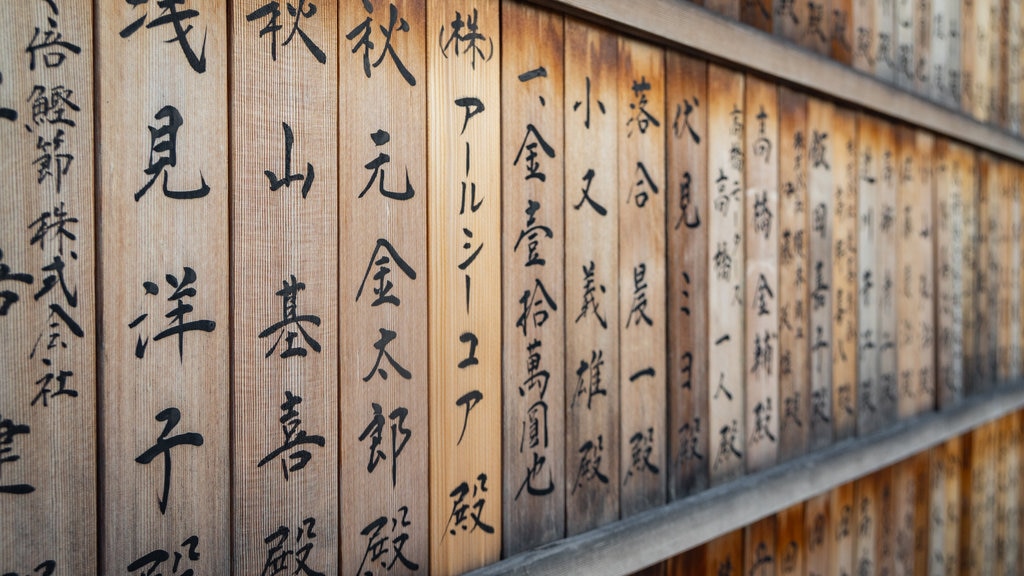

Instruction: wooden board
[1004,0,1021,132]
[896,0,917,89]
[929,437,963,576]
[961,148,981,394]
[852,0,879,72]
[744,75,779,473]
[960,0,979,113]
[857,114,884,435]
[930,0,953,102]
[987,0,1003,122]
[666,52,710,499]
[974,153,996,390]
[806,97,834,451]
[853,475,877,576]
[777,87,810,463]
[963,421,996,574]
[1013,162,1024,380]
[775,0,810,46]
[805,492,830,576]
[705,0,741,21]
[914,129,936,415]
[563,16,620,536]
[996,414,1021,575]
[427,0,503,571]
[231,5,338,574]
[875,122,900,432]
[892,457,917,575]
[707,64,746,485]
[875,466,896,576]
[745,514,777,576]
[96,2,231,573]
[913,0,933,95]
[618,37,667,518]
[875,0,899,82]
[827,483,855,576]
[948,0,964,108]
[741,0,774,32]
[831,107,858,441]
[500,1,566,555]
[705,530,745,576]
[338,2,429,574]
[776,503,806,576]
[832,0,855,64]
[0,2,96,574]
[800,0,833,56]
[667,545,706,576]
[933,138,966,408]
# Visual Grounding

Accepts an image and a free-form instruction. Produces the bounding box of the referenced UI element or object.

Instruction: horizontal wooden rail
[468,380,1024,576]
[529,0,1024,162]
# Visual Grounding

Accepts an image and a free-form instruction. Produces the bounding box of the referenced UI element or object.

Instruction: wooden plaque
[427,0,503,571]
[875,121,900,426]
[852,0,879,73]
[828,483,855,576]
[857,114,884,436]
[707,64,746,485]
[666,52,710,499]
[745,514,778,576]
[0,2,96,573]
[500,0,566,555]
[806,97,834,451]
[854,475,877,576]
[339,1,429,574]
[874,0,898,82]
[933,139,966,408]
[96,2,231,573]
[777,503,806,576]
[896,0,918,90]
[617,36,667,517]
[705,530,746,576]
[832,0,855,64]
[777,87,810,463]
[961,148,981,393]
[831,107,858,441]
[744,75,779,473]
[563,17,620,536]
[805,491,831,576]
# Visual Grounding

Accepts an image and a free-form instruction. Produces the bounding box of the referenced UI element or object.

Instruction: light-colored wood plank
[705,0,741,21]
[852,0,878,73]
[893,457,919,575]
[500,1,566,555]
[0,2,96,573]
[933,139,966,407]
[947,0,964,108]
[961,148,981,394]
[618,36,667,518]
[857,114,884,435]
[807,96,834,451]
[232,5,339,574]
[853,474,876,576]
[745,514,777,576]
[527,0,1024,160]
[777,503,806,576]
[876,0,900,81]
[338,1,428,574]
[914,129,936,415]
[961,0,979,113]
[805,492,830,576]
[1004,0,1021,132]
[929,0,952,102]
[896,0,918,89]
[427,0,503,571]
[913,0,933,95]
[929,437,963,576]
[986,0,1004,123]
[996,159,1018,381]
[744,76,779,473]
[96,2,230,573]
[707,64,746,485]
[828,483,855,576]
[831,106,858,441]
[876,121,901,428]
[563,16,620,536]
[666,52,710,499]
[468,381,1024,576]
[777,87,810,463]
[995,414,1021,575]
[775,0,810,45]
[705,530,745,576]
[1012,163,1024,380]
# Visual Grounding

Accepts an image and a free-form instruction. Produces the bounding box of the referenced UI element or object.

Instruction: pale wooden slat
[231,5,339,574]
[0,2,96,573]
[666,52,710,499]
[914,129,936,415]
[96,2,230,573]
[526,0,1024,161]
[1004,0,1021,132]
[707,64,746,485]
[777,87,811,463]
[986,0,1003,123]
[705,530,745,576]
[806,96,835,451]
[960,0,978,113]
[500,0,566,555]
[427,0,503,571]
[875,0,899,82]
[913,0,933,96]
[338,1,429,574]
[563,16,621,536]
[828,482,855,576]
[744,514,777,575]
[775,0,810,45]
[996,414,1021,575]
[617,37,667,517]
[1011,163,1023,379]
[876,121,901,429]
[930,0,952,102]
[996,159,1016,380]
[857,114,885,435]
[830,107,858,441]
[947,0,964,109]
[896,0,918,90]
[895,126,927,418]
[776,502,806,576]
[743,76,779,474]
[961,148,981,393]
[467,381,1024,576]
[852,0,878,73]
[800,0,833,56]
[933,139,966,407]
[804,491,830,575]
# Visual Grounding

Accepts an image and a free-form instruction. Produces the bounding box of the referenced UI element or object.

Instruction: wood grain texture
[775,0,810,45]
[707,64,746,485]
[666,52,710,499]
[830,107,857,441]
[929,0,953,103]
[232,4,339,574]
[857,114,884,436]
[892,457,918,575]
[745,514,777,576]
[913,0,932,96]
[338,1,428,574]
[427,0,503,571]
[832,0,855,64]
[0,2,96,574]
[933,139,966,408]
[1004,0,1021,132]
[896,0,918,90]
[777,88,810,463]
[744,76,779,474]
[805,491,830,576]
[875,0,899,82]
[563,16,620,536]
[705,0,741,21]
[828,483,855,576]
[96,2,230,573]
[806,97,834,451]
[500,0,566,555]
[852,0,878,73]
[853,475,876,576]
[705,530,745,576]
[666,545,706,576]
[776,503,806,576]
[618,36,667,518]
[947,0,964,109]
